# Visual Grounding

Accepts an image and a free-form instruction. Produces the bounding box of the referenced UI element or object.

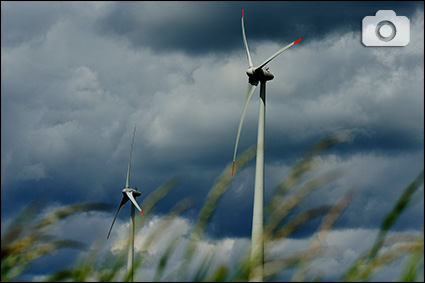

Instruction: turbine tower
[107,124,145,282]
[231,8,302,282]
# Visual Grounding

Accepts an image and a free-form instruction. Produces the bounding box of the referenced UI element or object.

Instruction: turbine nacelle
[122,187,141,197]
[246,67,274,82]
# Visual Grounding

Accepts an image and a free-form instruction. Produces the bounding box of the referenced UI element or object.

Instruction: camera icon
[362,10,410,46]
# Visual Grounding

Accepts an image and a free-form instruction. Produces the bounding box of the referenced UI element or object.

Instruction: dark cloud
[97,1,424,55]
[1,2,62,47]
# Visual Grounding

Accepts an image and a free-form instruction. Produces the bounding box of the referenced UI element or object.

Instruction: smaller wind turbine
[107,124,144,282]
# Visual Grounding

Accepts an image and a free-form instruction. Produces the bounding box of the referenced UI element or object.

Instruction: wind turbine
[107,124,144,282]
[231,8,302,282]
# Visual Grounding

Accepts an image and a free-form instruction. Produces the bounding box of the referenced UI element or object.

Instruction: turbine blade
[107,195,129,240]
[241,8,253,68]
[232,82,257,176]
[125,124,137,188]
[255,38,302,71]
[126,191,144,215]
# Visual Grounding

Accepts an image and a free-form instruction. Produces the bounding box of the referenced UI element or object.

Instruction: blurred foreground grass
[2,135,424,282]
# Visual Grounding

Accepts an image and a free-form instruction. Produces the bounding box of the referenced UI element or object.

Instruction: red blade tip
[241,8,243,18]
[140,210,145,215]
[107,233,110,240]
[231,161,235,177]
[294,38,303,44]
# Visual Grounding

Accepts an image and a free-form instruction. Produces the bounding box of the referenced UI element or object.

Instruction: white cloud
[40,210,423,281]
[18,162,50,181]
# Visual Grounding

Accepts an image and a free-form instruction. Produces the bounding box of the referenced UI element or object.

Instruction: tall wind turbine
[107,124,144,282]
[231,8,302,282]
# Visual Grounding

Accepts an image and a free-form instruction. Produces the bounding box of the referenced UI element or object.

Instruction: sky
[1,1,424,281]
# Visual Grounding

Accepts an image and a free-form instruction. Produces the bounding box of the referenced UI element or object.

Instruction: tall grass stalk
[342,170,424,282]
[176,146,256,281]
[1,135,423,282]
[1,201,112,282]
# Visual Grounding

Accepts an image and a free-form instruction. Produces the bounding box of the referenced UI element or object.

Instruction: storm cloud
[2,1,424,281]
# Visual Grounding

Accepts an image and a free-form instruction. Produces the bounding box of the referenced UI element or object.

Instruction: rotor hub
[122,187,141,197]
[246,67,274,82]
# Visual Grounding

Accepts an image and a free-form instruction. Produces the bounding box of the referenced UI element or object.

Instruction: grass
[1,135,424,282]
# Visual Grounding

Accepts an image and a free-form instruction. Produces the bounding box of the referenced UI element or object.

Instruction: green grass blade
[368,170,424,260]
